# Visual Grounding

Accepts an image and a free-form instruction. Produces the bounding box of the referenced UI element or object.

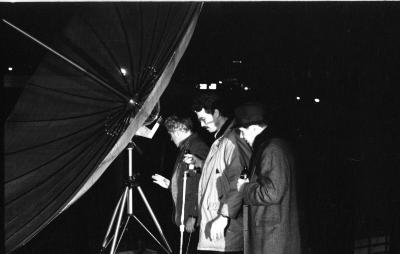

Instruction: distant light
[314,98,320,103]
[8,67,13,71]
[120,68,127,76]
[244,86,249,91]
[218,81,223,84]
[209,83,217,90]
[199,83,208,90]
[232,60,242,64]
[296,96,301,101]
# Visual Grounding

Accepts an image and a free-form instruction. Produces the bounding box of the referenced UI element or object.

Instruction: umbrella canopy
[4,3,202,253]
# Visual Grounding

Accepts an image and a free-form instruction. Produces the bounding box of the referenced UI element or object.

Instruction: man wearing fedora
[236,102,301,254]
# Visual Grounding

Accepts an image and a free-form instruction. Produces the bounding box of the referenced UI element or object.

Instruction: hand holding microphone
[183,153,203,170]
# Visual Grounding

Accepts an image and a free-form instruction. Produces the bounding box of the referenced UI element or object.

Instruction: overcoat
[243,130,301,254]
[197,120,251,252]
[170,133,210,227]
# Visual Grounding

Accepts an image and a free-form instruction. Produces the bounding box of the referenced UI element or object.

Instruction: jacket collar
[214,118,234,140]
[252,126,271,151]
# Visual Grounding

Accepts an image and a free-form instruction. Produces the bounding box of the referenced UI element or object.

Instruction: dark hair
[164,115,193,133]
[192,92,231,117]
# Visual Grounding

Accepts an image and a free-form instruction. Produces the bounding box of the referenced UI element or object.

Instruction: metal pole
[2,19,128,101]
[127,146,133,215]
[136,186,173,253]
[179,171,188,254]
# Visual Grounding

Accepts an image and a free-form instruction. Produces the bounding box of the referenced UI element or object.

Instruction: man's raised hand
[151,174,170,189]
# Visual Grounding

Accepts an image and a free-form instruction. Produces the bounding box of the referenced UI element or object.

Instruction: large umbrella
[4,3,202,253]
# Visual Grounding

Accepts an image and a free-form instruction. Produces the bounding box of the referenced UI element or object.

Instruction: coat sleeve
[185,138,210,218]
[190,138,210,162]
[218,135,251,218]
[243,144,289,206]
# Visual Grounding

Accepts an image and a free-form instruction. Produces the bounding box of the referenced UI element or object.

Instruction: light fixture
[8,67,13,71]
[296,96,301,101]
[218,81,222,84]
[199,83,207,90]
[209,83,217,90]
[120,68,127,76]
[314,98,320,103]
[244,86,249,91]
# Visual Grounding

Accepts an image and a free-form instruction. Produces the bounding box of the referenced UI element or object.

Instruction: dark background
[2,2,400,254]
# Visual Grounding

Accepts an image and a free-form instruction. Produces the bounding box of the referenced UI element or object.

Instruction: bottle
[240,166,249,179]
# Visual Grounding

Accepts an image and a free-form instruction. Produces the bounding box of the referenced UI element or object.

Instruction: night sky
[2,2,400,254]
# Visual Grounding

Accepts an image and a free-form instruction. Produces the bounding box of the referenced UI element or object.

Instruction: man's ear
[213,109,220,118]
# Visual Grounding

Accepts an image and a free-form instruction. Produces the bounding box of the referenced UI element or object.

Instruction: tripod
[100,142,172,254]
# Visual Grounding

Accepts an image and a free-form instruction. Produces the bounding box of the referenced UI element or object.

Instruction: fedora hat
[234,102,266,128]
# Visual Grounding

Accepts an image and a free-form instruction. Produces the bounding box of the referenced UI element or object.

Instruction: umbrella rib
[7,105,123,124]
[84,17,131,91]
[139,5,173,98]
[136,5,145,90]
[27,82,120,103]
[3,19,129,102]
[5,125,103,204]
[115,5,135,95]
[5,124,109,205]
[139,5,160,88]
[5,110,119,156]
[6,129,117,244]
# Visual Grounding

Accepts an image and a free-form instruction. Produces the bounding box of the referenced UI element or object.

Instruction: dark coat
[243,129,301,254]
[170,133,210,227]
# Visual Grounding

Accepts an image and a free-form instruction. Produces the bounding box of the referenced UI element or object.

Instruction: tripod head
[126,172,141,187]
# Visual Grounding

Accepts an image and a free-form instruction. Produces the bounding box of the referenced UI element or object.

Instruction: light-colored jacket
[197,120,251,252]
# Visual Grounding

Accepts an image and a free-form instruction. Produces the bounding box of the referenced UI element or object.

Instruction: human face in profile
[168,129,185,147]
[195,108,218,133]
[239,126,256,147]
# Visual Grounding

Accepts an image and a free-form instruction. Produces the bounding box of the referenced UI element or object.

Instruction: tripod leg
[131,215,171,254]
[115,216,131,251]
[136,186,173,254]
[110,187,129,254]
[100,189,125,252]
[179,230,184,254]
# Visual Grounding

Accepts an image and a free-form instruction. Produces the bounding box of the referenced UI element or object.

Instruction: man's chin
[207,128,217,133]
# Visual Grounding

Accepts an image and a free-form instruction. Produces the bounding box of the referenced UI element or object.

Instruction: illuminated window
[354,235,390,254]
[209,83,217,90]
[199,83,208,90]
